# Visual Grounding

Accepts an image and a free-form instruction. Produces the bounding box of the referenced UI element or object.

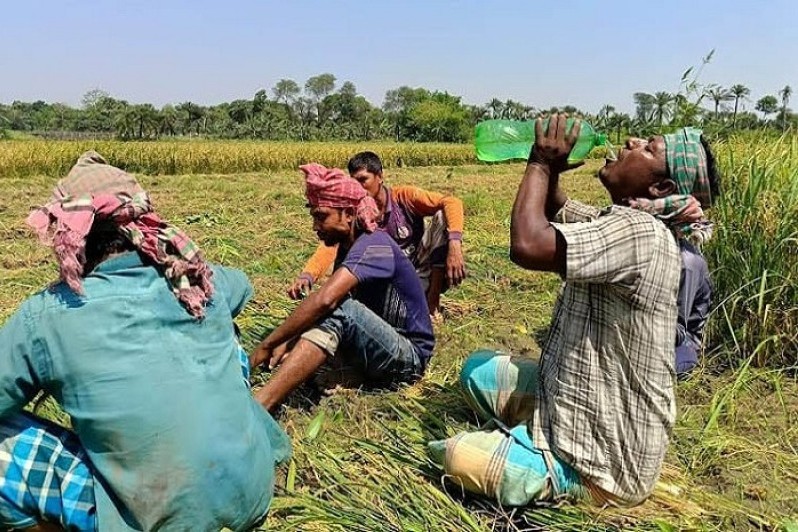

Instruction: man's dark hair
[700,136,721,203]
[84,222,136,273]
[348,151,383,176]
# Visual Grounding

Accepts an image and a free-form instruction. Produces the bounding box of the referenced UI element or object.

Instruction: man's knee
[308,298,364,351]
[299,328,339,357]
[459,349,503,392]
[675,342,699,377]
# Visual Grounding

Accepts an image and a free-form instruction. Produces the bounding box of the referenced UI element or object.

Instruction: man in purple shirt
[251,164,435,412]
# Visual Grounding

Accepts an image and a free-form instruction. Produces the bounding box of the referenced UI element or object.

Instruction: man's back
[6,253,290,530]
[534,202,680,503]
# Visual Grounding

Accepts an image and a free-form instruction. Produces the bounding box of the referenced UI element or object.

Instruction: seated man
[622,135,719,376]
[287,151,466,314]
[252,164,435,412]
[430,118,718,507]
[0,152,290,531]
[676,240,713,375]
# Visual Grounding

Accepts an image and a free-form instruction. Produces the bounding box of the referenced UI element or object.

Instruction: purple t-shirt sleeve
[341,232,396,283]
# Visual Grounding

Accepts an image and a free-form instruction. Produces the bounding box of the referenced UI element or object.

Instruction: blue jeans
[305,298,425,387]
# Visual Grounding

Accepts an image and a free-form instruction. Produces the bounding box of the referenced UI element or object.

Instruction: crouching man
[0,152,290,531]
[252,164,435,412]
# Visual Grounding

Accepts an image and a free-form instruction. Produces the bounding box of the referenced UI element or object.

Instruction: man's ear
[648,178,677,199]
[342,207,356,224]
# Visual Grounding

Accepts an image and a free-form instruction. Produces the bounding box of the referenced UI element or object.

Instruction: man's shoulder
[601,206,674,237]
[353,229,397,248]
[391,184,420,196]
[345,230,398,261]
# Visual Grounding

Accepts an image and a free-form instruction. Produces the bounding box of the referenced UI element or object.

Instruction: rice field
[0,139,477,177]
[0,137,796,530]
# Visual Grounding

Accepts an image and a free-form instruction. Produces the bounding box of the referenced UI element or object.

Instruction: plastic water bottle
[475,118,608,163]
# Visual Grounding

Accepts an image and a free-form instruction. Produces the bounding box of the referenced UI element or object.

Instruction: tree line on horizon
[0,73,794,143]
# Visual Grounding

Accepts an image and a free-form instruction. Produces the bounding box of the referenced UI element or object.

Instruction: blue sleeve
[678,243,712,348]
[0,304,44,417]
[213,266,254,318]
[341,232,396,284]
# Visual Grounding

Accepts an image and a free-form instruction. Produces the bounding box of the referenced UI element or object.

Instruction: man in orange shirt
[287,151,466,314]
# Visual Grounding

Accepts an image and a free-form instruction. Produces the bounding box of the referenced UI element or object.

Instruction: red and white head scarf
[26,151,214,318]
[300,163,379,232]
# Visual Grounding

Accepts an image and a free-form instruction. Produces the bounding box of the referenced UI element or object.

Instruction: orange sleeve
[300,242,338,283]
[392,186,464,238]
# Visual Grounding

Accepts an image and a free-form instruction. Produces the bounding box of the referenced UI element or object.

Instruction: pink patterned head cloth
[26,151,214,318]
[300,163,379,232]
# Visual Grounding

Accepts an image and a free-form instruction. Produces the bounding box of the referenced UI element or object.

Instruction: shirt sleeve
[341,232,396,283]
[552,208,656,289]
[553,199,602,223]
[301,243,338,282]
[394,186,465,239]
[679,244,712,347]
[688,274,712,345]
[213,266,254,317]
[0,304,43,417]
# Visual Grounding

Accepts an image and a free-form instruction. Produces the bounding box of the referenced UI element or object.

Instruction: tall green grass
[705,134,798,367]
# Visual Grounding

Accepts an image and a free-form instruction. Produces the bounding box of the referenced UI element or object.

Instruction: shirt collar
[382,186,394,214]
[92,251,144,273]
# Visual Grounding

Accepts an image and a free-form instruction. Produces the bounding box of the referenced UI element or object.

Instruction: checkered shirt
[530,199,680,504]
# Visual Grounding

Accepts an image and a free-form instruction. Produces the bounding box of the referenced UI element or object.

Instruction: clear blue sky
[2,0,795,113]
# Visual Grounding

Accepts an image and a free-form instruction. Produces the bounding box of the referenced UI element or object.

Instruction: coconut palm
[487,99,503,119]
[705,85,734,120]
[633,92,656,123]
[730,84,750,128]
[609,113,631,143]
[653,92,674,126]
[780,85,792,132]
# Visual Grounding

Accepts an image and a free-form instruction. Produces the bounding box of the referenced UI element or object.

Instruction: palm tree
[609,113,631,143]
[780,85,792,132]
[468,105,489,125]
[633,92,656,123]
[653,92,674,126]
[503,99,526,120]
[113,106,137,140]
[672,93,702,126]
[521,105,536,120]
[487,98,503,119]
[597,105,615,132]
[158,105,179,137]
[730,84,750,128]
[131,104,158,139]
[176,102,204,136]
[705,85,734,120]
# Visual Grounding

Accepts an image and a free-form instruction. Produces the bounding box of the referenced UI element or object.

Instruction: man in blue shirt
[0,152,290,531]
[251,164,435,412]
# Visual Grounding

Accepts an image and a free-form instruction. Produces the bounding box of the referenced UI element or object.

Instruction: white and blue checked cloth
[0,412,96,531]
[0,343,251,531]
